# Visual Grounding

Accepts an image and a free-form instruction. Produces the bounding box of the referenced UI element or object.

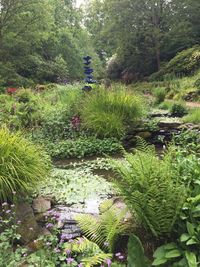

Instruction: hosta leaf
[187,222,195,236]
[152,258,168,266]
[185,251,197,267]
[165,249,181,259]
[180,233,190,242]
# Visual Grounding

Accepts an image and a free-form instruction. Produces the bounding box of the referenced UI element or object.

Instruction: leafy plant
[75,199,131,252]
[170,102,188,117]
[64,237,112,267]
[127,234,148,267]
[80,86,145,138]
[153,87,166,104]
[111,139,186,238]
[183,108,200,124]
[0,127,51,201]
[37,168,112,205]
[44,137,122,159]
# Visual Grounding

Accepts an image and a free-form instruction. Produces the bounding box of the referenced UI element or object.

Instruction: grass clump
[183,108,200,124]
[80,86,145,138]
[0,128,51,201]
[153,87,166,104]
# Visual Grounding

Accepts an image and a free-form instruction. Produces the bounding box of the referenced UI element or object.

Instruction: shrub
[150,46,200,80]
[183,108,200,124]
[194,77,200,91]
[111,139,186,238]
[159,100,174,110]
[80,86,145,138]
[0,128,50,201]
[170,102,188,117]
[45,137,122,159]
[153,87,166,104]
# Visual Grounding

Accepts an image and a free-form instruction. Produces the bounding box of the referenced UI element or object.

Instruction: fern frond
[81,253,112,267]
[75,202,131,252]
[111,140,186,237]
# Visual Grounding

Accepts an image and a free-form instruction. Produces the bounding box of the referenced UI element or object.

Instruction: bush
[194,77,200,91]
[183,108,200,124]
[0,128,50,201]
[45,137,122,159]
[170,102,188,117]
[153,87,166,104]
[150,46,200,80]
[80,86,145,138]
[111,140,186,238]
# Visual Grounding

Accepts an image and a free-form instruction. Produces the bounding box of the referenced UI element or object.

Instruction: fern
[64,237,112,267]
[75,201,131,252]
[111,140,186,238]
[82,253,112,267]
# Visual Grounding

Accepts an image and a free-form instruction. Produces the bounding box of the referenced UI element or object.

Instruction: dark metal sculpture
[82,56,96,91]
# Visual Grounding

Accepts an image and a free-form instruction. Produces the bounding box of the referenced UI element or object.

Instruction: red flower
[6,87,17,95]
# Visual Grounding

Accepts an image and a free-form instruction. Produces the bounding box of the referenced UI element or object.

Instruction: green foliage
[75,200,131,252]
[183,108,200,124]
[151,46,200,80]
[45,137,122,159]
[64,237,112,267]
[173,130,200,157]
[111,139,186,238]
[37,168,112,205]
[0,204,27,267]
[170,102,188,117]
[153,87,166,104]
[0,128,50,201]
[127,234,148,267]
[80,86,145,138]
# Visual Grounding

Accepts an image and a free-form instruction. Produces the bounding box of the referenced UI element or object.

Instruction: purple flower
[105,259,112,267]
[118,255,124,260]
[17,220,21,224]
[61,233,72,240]
[11,204,15,208]
[65,249,71,255]
[46,242,51,246]
[54,248,61,253]
[29,227,33,231]
[46,223,54,229]
[104,242,109,247]
[115,252,121,257]
[2,202,8,207]
[66,257,74,264]
[78,264,83,267]
[6,210,11,214]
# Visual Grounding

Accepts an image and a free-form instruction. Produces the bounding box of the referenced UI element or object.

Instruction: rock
[15,202,42,244]
[32,197,51,213]
[137,131,152,139]
[158,120,182,129]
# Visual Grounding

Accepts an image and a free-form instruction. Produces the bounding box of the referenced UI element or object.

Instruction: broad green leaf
[187,222,195,236]
[185,251,197,267]
[127,234,147,267]
[180,233,190,242]
[152,258,168,266]
[165,249,181,259]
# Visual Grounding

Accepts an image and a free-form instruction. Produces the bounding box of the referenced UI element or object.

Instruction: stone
[32,197,51,213]
[137,131,152,139]
[15,202,42,244]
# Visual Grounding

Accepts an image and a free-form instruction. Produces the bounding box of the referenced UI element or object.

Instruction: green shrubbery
[45,137,122,159]
[183,108,200,124]
[112,140,186,238]
[0,128,50,201]
[80,86,145,138]
[150,46,200,81]
[170,102,188,117]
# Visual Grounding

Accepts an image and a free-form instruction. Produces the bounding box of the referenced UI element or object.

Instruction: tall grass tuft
[80,86,145,138]
[183,108,200,124]
[0,128,51,201]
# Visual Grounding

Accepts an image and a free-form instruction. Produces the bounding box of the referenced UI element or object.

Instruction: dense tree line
[0,0,103,86]
[84,0,200,80]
